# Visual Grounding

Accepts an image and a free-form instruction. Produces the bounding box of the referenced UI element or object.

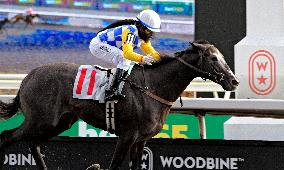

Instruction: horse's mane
[135,39,211,69]
[193,39,210,44]
[139,52,185,69]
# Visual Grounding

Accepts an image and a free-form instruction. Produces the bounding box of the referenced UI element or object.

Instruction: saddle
[72,65,132,103]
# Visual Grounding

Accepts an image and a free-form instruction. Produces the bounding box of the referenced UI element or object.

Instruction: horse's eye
[211,56,218,61]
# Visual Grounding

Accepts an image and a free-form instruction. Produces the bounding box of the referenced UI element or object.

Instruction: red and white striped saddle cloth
[73,65,116,103]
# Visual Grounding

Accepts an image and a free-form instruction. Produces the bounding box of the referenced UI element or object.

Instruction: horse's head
[180,40,239,91]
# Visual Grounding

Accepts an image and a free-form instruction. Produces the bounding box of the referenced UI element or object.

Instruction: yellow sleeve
[140,40,160,60]
[122,29,143,62]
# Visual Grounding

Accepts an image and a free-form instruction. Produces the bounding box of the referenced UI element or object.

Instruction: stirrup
[105,90,125,101]
[105,90,114,101]
[105,93,125,101]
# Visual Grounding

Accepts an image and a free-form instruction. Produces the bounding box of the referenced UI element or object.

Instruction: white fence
[171,98,284,139]
[0,74,26,89]
[0,74,230,102]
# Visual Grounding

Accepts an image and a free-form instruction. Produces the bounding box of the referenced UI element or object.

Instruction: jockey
[89,9,161,100]
[25,8,34,16]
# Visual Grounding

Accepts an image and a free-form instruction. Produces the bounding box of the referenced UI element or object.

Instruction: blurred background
[0,0,194,73]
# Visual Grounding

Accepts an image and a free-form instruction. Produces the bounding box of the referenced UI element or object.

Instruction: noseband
[175,47,225,83]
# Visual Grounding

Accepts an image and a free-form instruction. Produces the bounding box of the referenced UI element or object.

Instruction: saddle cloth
[73,65,133,103]
[73,65,114,103]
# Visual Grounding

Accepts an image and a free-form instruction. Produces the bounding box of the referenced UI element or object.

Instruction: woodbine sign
[3,138,284,170]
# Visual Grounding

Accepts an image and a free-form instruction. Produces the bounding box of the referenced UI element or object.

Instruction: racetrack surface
[0,23,193,73]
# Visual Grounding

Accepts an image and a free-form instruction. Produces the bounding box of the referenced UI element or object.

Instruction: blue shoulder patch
[127,25,137,33]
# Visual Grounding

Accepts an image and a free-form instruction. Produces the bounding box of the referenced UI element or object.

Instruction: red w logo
[256,62,268,71]
[248,50,276,96]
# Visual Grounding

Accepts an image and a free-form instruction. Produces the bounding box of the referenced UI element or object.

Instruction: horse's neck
[144,59,196,102]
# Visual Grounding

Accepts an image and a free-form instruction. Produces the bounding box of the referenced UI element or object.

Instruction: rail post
[228,0,284,141]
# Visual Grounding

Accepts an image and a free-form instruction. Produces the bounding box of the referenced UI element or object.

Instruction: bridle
[126,44,226,106]
[175,46,225,84]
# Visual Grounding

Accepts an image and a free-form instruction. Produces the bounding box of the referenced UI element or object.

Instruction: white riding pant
[89,37,131,71]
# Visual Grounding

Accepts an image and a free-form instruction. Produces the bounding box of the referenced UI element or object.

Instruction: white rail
[0,95,16,103]
[172,98,284,118]
[0,74,27,80]
[0,74,26,89]
[171,98,284,139]
[0,74,230,98]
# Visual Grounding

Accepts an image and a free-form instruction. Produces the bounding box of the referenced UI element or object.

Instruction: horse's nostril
[231,79,239,86]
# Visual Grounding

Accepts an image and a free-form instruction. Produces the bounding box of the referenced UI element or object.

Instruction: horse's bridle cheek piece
[177,49,225,84]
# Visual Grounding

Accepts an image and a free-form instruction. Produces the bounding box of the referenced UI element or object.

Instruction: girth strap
[105,101,116,133]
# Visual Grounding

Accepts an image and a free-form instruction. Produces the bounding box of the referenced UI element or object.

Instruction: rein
[125,78,175,106]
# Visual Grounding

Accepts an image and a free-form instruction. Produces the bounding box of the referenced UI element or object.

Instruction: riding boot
[105,68,127,101]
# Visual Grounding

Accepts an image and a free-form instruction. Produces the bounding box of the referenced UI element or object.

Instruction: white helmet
[136,10,161,32]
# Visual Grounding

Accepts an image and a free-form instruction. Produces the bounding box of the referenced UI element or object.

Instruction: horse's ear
[189,42,206,51]
[189,42,194,50]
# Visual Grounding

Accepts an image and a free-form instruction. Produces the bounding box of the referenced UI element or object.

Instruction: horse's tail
[0,93,20,120]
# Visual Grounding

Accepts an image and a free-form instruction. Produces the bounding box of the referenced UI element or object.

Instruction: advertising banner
[15,0,36,5]
[0,113,231,139]
[0,0,13,4]
[127,3,157,12]
[40,0,67,7]
[3,137,284,169]
[69,0,96,9]
[97,0,128,12]
[156,0,193,16]
[157,3,193,16]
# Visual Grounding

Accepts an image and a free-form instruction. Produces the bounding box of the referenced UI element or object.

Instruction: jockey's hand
[141,55,155,65]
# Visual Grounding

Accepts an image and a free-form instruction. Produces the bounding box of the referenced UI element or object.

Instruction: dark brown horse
[0,40,239,170]
[0,18,10,34]
[10,13,40,28]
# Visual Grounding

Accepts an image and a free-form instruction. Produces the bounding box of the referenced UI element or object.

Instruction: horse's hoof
[86,164,100,170]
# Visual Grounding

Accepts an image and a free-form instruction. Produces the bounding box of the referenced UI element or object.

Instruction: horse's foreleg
[24,23,29,29]
[129,143,137,170]
[29,143,47,170]
[109,131,138,170]
[136,140,147,170]
[129,140,146,170]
